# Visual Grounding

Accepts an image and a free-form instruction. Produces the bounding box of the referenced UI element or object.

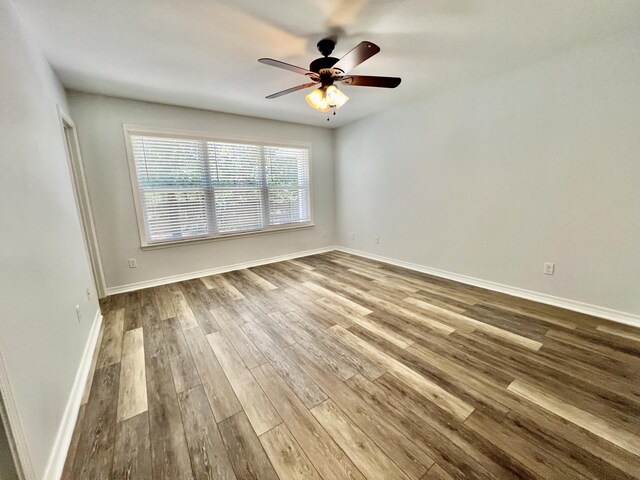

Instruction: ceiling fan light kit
[259,38,401,118]
[306,85,349,112]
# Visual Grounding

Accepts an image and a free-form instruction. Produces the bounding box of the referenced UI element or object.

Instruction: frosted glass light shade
[306,88,324,109]
[325,85,349,109]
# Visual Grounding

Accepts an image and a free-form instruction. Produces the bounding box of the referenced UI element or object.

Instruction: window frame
[123,124,314,249]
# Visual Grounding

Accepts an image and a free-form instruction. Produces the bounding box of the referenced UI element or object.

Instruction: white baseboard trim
[104,243,639,327]
[336,247,640,328]
[42,308,103,480]
[106,245,337,295]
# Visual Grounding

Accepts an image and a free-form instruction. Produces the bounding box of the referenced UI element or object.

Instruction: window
[124,127,312,246]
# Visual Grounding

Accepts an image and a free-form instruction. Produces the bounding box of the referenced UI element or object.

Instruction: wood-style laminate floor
[63,251,640,479]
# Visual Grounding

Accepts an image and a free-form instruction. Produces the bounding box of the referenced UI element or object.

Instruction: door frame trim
[57,106,107,298]
[0,350,34,480]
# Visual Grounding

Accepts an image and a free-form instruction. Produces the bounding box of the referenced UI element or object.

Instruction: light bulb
[318,95,330,112]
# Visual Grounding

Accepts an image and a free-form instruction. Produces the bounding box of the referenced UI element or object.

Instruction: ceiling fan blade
[341,75,401,88]
[332,41,380,74]
[266,82,319,99]
[258,58,313,76]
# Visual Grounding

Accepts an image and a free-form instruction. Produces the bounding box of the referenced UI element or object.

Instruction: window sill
[140,223,315,250]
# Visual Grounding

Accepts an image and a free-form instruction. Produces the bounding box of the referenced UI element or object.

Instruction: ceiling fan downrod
[310,38,341,75]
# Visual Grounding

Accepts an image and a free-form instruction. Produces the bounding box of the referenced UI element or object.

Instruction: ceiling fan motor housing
[310,56,340,76]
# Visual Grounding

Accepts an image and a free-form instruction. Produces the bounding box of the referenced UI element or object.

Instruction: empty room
[2,0,640,479]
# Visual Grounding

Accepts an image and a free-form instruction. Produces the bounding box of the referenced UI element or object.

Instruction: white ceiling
[13,0,640,128]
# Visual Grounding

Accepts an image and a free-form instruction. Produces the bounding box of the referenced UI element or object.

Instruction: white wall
[67,92,336,291]
[335,28,640,318]
[0,0,100,477]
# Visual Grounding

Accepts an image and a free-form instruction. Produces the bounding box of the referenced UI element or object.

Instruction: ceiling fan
[258,38,401,114]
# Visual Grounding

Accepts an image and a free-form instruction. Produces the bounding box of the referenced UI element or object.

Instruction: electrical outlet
[374,235,380,244]
[128,258,138,268]
[543,262,555,275]
[322,230,327,239]
[75,305,82,322]
[85,288,91,300]
[351,231,355,240]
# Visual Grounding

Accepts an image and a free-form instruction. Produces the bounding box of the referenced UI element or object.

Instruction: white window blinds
[128,132,311,245]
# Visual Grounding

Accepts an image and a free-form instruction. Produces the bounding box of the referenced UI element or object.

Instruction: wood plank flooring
[68,251,640,479]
